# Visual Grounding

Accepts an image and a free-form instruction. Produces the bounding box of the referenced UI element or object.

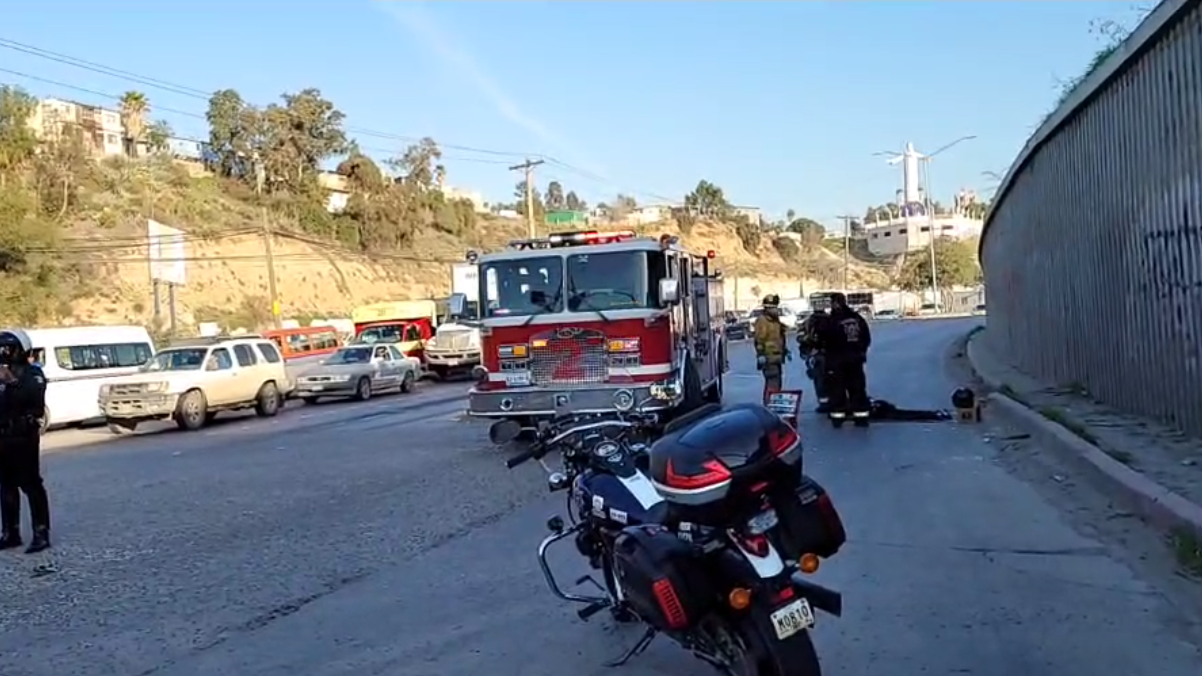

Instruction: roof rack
[167,334,264,347]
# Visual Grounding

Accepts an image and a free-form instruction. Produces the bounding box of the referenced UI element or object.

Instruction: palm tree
[119,90,149,158]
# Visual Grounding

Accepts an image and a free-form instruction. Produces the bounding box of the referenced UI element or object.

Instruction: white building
[863,214,982,256]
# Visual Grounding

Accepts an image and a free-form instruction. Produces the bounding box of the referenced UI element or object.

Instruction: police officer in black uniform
[0,328,52,554]
[798,308,833,412]
[819,293,872,427]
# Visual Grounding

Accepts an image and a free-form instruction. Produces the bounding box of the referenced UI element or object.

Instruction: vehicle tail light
[607,338,640,353]
[733,532,770,557]
[663,458,731,490]
[767,426,799,457]
[651,578,689,629]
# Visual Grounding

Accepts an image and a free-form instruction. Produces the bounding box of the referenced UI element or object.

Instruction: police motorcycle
[494,390,847,675]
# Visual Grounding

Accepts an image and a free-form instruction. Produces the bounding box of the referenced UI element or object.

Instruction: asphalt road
[3,318,1201,676]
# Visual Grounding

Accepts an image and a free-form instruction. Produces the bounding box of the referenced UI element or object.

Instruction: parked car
[874,309,899,320]
[99,335,291,434]
[293,343,419,403]
[723,311,750,340]
[973,303,987,315]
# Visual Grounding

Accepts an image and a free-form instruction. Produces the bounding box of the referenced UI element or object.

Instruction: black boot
[0,530,21,550]
[24,528,49,554]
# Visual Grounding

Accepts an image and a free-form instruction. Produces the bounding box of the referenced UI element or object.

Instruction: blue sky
[3,1,1146,228]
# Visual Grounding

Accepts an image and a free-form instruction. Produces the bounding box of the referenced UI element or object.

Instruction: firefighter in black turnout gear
[819,293,872,426]
[0,329,52,554]
[798,309,833,413]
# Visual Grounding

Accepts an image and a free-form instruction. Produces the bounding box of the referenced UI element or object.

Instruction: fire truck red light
[706,250,716,259]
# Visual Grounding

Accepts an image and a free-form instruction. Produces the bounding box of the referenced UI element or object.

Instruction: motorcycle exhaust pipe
[790,573,843,617]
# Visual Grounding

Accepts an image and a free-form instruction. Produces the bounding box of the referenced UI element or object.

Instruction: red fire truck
[462,229,726,423]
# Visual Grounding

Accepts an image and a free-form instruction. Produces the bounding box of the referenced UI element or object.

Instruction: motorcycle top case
[648,403,802,509]
[611,524,712,632]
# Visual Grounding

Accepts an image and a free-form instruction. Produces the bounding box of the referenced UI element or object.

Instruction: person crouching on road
[798,308,833,413]
[819,293,872,426]
[753,294,791,402]
[0,329,52,554]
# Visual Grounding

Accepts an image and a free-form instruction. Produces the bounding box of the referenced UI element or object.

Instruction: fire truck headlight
[650,382,680,401]
[613,389,635,412]
[472,365,489,384]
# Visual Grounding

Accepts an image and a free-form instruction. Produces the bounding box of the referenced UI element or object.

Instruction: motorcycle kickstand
[603,626,657,668]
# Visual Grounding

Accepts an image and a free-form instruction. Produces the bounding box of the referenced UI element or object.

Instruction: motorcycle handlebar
[505,441,543,469]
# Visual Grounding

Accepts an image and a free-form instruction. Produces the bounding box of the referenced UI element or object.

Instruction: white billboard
[147,219,187,285]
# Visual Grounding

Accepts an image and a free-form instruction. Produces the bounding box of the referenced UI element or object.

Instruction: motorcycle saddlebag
[611,524,711,632]
[773,475,847,560]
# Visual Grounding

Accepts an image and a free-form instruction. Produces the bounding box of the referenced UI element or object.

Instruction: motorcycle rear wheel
[727,615,822,676]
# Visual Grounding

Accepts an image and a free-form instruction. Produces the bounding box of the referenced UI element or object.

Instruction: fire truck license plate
[503,372,531,387]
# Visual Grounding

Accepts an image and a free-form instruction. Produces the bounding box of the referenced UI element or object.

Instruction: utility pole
[835,214,856,292]
[509,158,545,238]
[261,208,281,329]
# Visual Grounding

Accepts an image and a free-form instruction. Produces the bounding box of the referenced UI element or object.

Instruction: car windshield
[481,256,564,318]
[566,251,662,312]
[325,347,373,364]
[140,348,206,372]
[356,325,404,344]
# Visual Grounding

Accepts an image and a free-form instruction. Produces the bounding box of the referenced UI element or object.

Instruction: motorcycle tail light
[734,532,770,557]
[663,458,732,490]
[767,426,799,457]
[652,578,689,629]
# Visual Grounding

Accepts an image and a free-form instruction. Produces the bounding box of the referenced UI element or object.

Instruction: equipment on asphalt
[498,399,844,675]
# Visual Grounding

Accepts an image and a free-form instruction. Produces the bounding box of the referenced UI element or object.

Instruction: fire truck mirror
[659,278,681,306]
[448,292,468,319]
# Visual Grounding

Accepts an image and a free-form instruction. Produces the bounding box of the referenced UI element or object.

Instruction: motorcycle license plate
[747,509,779,535]
[770,598,815,640]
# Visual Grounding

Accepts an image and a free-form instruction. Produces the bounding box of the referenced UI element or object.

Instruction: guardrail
[981,0,1202,436]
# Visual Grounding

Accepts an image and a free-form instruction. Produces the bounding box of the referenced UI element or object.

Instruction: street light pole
[921,158,940,312]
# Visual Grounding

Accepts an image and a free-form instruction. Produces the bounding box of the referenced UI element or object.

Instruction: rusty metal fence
[981,0,1202,436]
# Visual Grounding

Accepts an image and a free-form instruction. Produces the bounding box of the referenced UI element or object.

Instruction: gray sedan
[294,344,418,403]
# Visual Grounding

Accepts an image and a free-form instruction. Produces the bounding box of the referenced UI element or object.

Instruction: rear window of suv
[256,342,282,363]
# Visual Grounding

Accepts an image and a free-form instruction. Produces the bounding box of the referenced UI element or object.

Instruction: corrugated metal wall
[982,0,1202,436]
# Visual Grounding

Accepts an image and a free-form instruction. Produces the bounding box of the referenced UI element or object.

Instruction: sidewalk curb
[965,332,1202,541]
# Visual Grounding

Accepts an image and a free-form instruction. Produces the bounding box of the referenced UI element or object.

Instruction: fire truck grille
[530,328,608,386]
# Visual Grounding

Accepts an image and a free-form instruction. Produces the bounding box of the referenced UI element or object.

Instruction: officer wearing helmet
[798,308,833,412]
[0,328,52,554]
[818,292,872,426]
[752,294,791,400]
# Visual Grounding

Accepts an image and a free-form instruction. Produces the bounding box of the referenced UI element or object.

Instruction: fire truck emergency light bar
[506,230,637,250]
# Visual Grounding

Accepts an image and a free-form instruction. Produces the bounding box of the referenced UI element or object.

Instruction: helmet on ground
[762,294,781,308]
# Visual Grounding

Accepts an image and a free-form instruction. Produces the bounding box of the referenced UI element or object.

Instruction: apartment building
[27,97,124,157]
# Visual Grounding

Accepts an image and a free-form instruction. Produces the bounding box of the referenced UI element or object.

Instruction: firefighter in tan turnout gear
[753,294,791,402]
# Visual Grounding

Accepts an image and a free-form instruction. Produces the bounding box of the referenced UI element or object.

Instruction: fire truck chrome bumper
[468,385,673,417]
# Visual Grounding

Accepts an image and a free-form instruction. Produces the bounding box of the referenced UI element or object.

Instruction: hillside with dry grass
[61,159,890,329]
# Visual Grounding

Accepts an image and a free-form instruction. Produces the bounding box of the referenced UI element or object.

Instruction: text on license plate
[747,509,779,535]
[503,372,531,387]
[769,598,815,640]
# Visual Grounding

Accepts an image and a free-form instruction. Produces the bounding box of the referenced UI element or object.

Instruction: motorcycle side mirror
[489,419,523,445]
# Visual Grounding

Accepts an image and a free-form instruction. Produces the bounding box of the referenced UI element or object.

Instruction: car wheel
[400,371,416,393]
[354,377,372,401]
[174,390,208,431]
[255,382,281,417]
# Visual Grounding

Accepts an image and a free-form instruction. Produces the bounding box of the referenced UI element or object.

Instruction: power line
[0,37,679,204]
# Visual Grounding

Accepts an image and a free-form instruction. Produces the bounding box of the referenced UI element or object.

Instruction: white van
[24,326,155,429]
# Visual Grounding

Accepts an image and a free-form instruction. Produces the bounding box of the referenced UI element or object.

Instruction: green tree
[786,217,825,248]
[565,190,586,212]
[0,86,38,189]
[514,180,546,219]
[119,90,148,158]
[607,193,638,222]
[544,180,565,210]
[391,136,443,189]
[684,180,730,219]
[896,238,982,291]
[145,119,172,155]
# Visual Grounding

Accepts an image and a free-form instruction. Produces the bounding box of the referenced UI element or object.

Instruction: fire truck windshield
[481,251,666,318]
[566,251,660,311]
[482,256,565,318]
